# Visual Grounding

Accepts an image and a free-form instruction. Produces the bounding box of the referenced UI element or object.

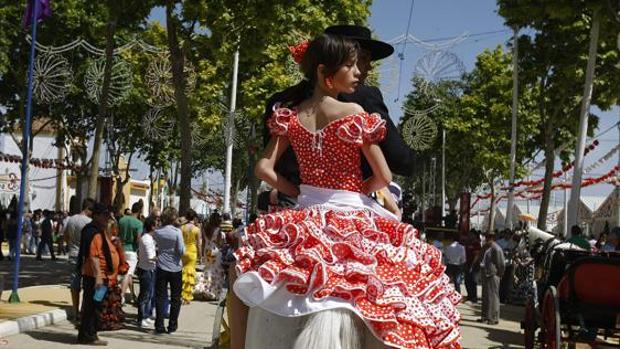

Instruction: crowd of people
[425,222,620,329]
[0,193,251,346]
[0,197,71,262]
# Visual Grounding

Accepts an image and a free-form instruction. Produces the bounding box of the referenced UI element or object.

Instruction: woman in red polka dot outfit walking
[232,33,461,349]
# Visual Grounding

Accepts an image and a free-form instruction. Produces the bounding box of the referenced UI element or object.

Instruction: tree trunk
[567,8,601,233]
[538,119,555,231]
[112,153,133,212]
[249,124,258,214]
[87,19,117,199]
[165,1,192,215]
[231,178,241,217]
[487,180,496,233]
[149,164,154,210]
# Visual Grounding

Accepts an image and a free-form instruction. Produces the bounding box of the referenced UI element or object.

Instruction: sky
[148,1,620,203]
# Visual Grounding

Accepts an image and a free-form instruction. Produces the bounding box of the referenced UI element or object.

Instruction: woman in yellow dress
[181,209,201,304]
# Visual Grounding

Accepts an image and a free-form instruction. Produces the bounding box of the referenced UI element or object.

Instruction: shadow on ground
[0,255,72,288]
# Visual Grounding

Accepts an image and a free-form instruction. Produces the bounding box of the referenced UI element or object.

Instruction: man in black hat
[258,25,416,210]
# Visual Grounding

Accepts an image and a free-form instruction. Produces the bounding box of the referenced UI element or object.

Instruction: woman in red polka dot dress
[233,33,461,349]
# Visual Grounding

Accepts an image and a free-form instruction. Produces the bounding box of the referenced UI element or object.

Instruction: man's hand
[269,189,279,205]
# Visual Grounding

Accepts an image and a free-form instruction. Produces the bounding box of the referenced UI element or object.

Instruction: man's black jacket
[261,84,416,187]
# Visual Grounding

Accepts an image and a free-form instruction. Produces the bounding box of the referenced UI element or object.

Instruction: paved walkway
[0,252,614,348]
[1,285,525,349]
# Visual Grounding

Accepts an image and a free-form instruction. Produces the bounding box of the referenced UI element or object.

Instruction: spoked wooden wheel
[523,295,537,349]
[542,286,560,349]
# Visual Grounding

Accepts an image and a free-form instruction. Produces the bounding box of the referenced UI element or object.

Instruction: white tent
[553,198,597,236]
[591,187,620,235]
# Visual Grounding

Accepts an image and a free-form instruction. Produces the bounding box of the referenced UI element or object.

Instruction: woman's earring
[325,77,334,89]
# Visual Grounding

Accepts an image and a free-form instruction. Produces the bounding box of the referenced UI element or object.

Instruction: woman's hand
[255,136,300,198]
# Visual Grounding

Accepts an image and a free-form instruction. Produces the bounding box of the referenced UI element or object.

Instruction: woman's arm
[255,136,300,198]
[361,143,392,194]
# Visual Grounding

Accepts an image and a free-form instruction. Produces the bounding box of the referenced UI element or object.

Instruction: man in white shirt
[137,216,158,328]
[444,233,466,294]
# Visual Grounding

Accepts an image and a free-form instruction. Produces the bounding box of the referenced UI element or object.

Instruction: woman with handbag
[77,204,120,346]
[97,215,128,331]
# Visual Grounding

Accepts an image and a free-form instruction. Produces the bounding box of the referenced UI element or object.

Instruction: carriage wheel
[523,295,537,349]
[542,286,560,349]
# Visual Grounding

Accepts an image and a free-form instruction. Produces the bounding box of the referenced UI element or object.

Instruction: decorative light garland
[84,56,134,106]
[0,152,86,172]
[402,113,438,151]
[33,53,73,103]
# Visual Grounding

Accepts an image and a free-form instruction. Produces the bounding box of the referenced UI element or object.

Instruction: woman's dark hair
[144,216,157,233]
[203,212,222,240]
[185,208,197,221]
[278,33,359,107]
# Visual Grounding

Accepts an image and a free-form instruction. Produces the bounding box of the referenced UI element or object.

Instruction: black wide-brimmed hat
[325,25,394,61]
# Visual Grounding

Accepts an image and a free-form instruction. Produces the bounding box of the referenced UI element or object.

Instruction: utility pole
[506,26,519,231]
[224,47,239,214]
[441,129,446,225]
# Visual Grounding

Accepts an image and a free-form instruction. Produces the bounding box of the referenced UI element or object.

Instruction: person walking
[181,209,201,305]
[36,210,56,261]
[30,209,42,255]
[77,203,119,346]
[65,198,94,320]
[194,212,226,301]
[137,217,158,328]
[21,211,33,255]
[444,233,466,294]
[118,202,143,303]
[479,231,506,325]
[0,209,5,261]
[464,229,481,303]
[153,207,185,334]
[5,211,18,261]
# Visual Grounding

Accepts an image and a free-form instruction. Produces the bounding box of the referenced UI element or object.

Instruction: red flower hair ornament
[288,40,309,64]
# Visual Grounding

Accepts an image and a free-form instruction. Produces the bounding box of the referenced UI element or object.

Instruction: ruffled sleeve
[267,108,293,137]
[336,112,387,146]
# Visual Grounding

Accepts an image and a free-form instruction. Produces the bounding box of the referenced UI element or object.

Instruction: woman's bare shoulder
[330,101,365,119]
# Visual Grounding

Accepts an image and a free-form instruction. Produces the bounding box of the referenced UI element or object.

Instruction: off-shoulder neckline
[275,107,367,136]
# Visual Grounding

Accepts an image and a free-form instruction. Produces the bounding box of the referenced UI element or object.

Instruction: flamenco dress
[234,107,462,349]
[181,223,200,302]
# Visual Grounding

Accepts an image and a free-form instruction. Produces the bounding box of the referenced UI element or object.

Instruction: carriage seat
[557,256,620,329]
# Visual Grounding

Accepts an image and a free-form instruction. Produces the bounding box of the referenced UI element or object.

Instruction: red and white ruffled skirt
[234,185,461,349]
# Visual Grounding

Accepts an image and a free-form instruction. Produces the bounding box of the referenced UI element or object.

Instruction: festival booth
[552,196,604,237]
[591,187,620,235]
[478,202,562,232]
[0,119,68,211]
[480,207,507,231]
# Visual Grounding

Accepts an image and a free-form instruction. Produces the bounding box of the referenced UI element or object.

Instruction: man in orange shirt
[77,203,119,346]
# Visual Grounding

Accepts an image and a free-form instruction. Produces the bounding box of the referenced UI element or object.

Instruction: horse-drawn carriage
[521,226,620,348]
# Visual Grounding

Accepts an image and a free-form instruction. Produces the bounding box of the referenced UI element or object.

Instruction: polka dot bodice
[236,107,462,349]
[267,107,386,192]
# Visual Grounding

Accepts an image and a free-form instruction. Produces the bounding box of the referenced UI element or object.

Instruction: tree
[198,0,372,211]
[400,47,540,229]
[86,0,155,199]
[0,1,111,209]
[497,0,620,230]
